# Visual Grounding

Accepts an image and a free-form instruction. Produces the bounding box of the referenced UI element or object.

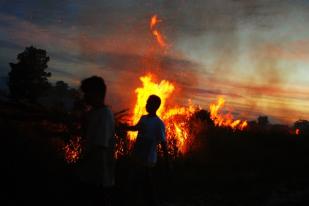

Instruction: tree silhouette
[54,81,69,96]
[36,80,81,112]
[8,46,51,102]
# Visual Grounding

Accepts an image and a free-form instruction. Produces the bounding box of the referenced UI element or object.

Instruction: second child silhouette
[124,94,169,206]
[76,76,115,206]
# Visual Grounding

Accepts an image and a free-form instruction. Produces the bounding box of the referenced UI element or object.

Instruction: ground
[2,103,309,205]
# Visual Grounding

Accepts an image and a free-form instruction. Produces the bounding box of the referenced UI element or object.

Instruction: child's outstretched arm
[119,119,141,131]
[124,124,139,131]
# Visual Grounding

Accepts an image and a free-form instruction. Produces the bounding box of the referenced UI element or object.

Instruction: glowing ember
[129,74,199,153]
[296,128,300,135]
[150,15,167,48]
[210,97,248,130]
[163,101,198,153]
[63,136,82,164]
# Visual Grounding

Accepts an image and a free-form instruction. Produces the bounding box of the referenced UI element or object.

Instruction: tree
[8,46,51,102]
[38,80,81,112]
[54,81,69,96]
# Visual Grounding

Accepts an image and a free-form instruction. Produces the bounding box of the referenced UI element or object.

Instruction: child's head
[146,95,161,115]
[80,76,106,107]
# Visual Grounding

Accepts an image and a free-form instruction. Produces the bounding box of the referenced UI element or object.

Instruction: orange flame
[210,97,248,130]
[163,101,198,153]
[129,74,199,153]
[63,136,82,164]
[129,74,174,140]
[150,15,167,48]
[150,15,159,30]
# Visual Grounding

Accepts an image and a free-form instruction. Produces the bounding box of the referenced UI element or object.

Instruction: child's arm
[120,116,143,131]
[123,124,139,131]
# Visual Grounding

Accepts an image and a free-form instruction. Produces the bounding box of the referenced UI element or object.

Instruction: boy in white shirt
[125,94,169,206]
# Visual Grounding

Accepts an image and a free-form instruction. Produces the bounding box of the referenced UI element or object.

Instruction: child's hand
[117,122,130,130]
[117,122,138,131]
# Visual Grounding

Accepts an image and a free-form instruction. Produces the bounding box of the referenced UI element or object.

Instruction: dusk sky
[1,0,309,125]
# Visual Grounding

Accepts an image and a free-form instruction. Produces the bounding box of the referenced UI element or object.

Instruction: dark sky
[1,0,309,124]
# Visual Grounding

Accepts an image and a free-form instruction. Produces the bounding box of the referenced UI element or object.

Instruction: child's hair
[80,76,106,98]
[147,95,161,112]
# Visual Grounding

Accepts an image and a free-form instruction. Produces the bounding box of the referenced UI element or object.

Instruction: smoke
[1,0,309,123]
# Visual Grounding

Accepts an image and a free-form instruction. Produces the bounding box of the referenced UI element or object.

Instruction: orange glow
[296,128,300,135]
[210,97,248,130]
[150,15,167,48]
[63,136,82,164]
[128,74,174,141]
[150,15,159,30]
[129,74,199,153]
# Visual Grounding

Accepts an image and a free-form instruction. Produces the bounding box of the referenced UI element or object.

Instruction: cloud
[1,1,309,124]
[257,41,309,62]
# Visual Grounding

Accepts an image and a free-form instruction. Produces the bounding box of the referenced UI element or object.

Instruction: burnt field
[2,101,309,206]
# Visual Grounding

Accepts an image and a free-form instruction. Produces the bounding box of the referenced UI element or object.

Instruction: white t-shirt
[133,115,166,166]
[85,106,115,148]
[78,106,115,187]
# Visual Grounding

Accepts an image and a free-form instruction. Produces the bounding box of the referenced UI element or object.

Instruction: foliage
[8,46,51,102]
[41,80,80,112]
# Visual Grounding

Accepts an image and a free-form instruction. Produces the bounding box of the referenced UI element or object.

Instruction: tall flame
[210,97,248,130]
[129,74,198,153]
[150,15,167,48]
[150,15,159,30]
[129,74,174,138]
[163,100,198,153]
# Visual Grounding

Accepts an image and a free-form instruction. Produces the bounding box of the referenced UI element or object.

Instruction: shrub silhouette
[8,46,51,102]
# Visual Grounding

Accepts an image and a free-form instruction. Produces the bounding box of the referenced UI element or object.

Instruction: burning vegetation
[3,9,309,206]
[62,14,249,163]
[62,74,250,163]
[128,74,199,154]
[123,74,248,158]
[63,136,83,164]
[210,97,248,131]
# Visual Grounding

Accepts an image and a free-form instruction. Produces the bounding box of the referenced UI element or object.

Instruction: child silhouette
[125,94,169,206]
[77,76,115,206]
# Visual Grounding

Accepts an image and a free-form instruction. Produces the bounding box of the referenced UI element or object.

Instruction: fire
[129,74,174,140]
[63,136,82,164]
[150,15,158,30]
[150,15,167,48]
[210,97,248,130]
[163,101,198,153]
[128,76,248,155]
[129,74,198,153]
[296,128,300,135]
